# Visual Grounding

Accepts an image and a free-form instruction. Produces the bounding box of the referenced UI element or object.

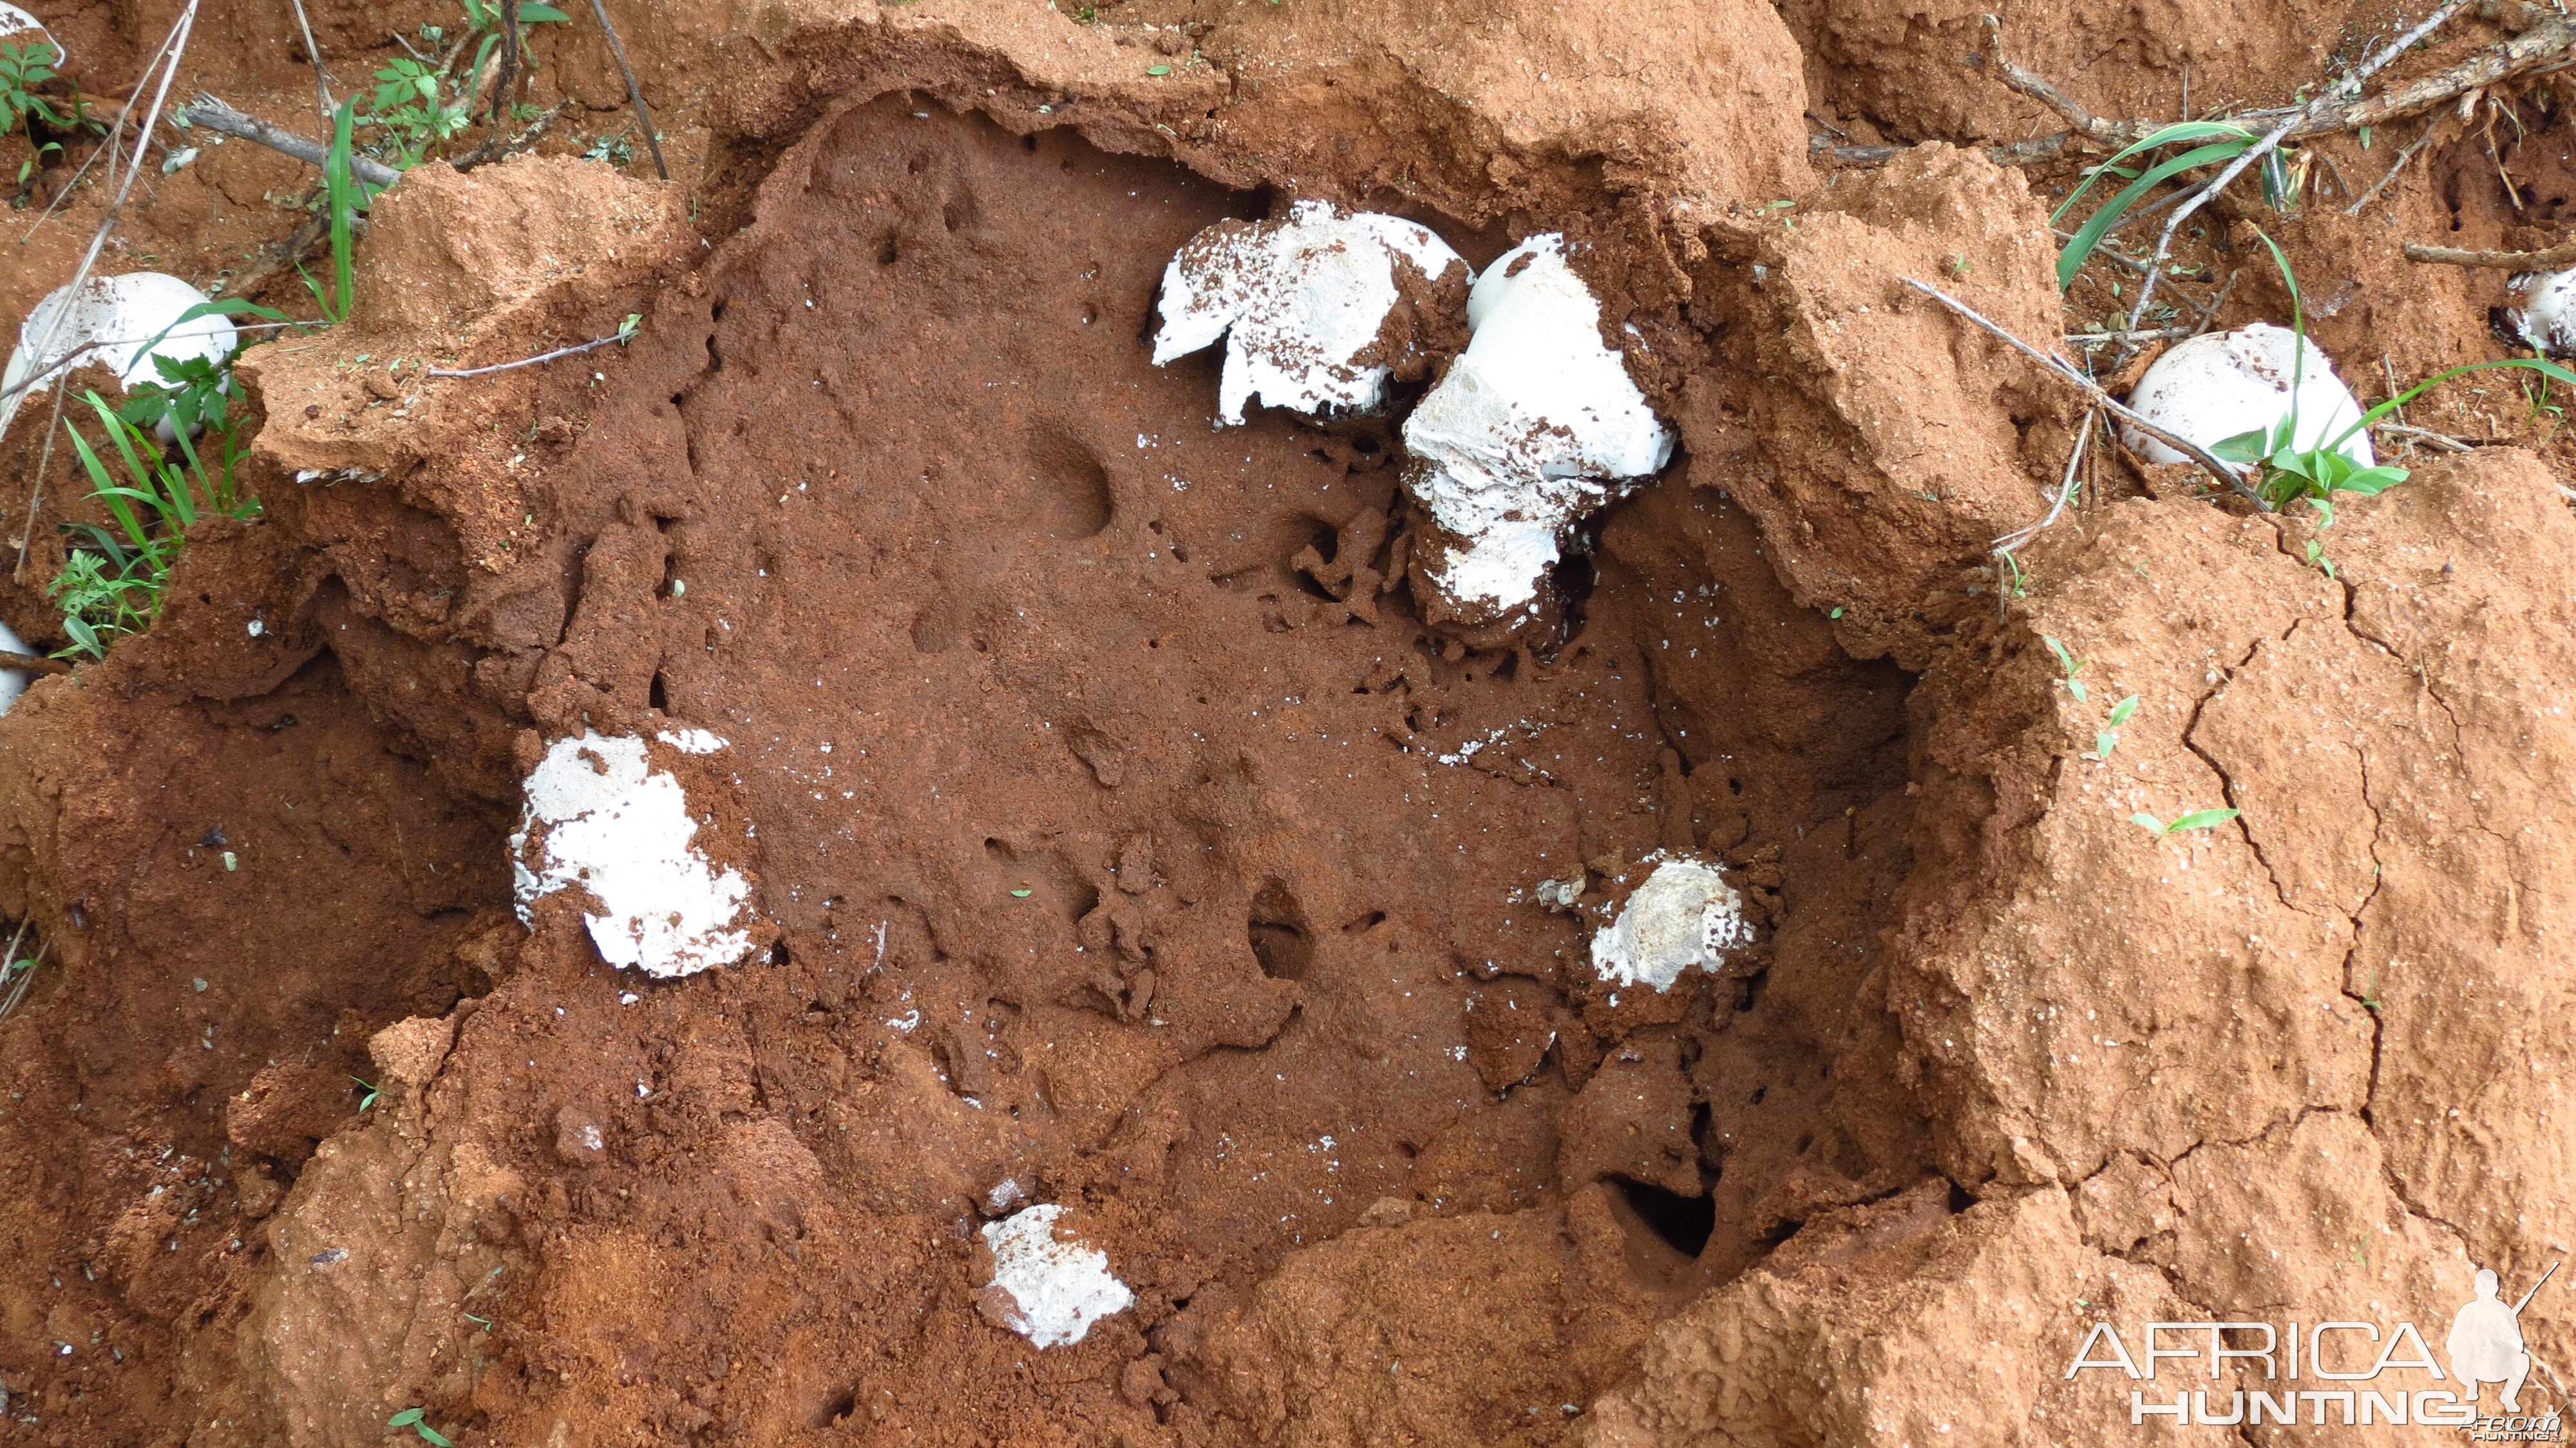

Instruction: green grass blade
[2049,121,2256,226]
[2058,140,2251,290]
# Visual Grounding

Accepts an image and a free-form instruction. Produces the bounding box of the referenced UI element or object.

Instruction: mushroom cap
[2121,323,2373,469]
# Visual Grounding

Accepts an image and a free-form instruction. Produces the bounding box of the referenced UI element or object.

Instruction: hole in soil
[1021,423,1115,539]
[1247,881,1313,980]
[1613,1176,1716,1258]
[649,672,670,712]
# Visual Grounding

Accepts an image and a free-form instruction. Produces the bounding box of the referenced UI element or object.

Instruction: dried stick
[15,1,198,583]
[426,326,632,378]
[0,650,71,675]
[285,0,334,126]
[2347,113,2446,216]
[589,0,670,180]
[1996,412,2097,553]
[2126,0,2476,336]
[2403,236,2576,267]
[1811,131,2075,168]
[1899,278,2264,504]
[1980,17,2156,148]
[179,95,404,187]
[451,0,521,172]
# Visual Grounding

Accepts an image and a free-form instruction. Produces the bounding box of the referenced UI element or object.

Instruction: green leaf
[1009,888,1033,898]
[388,1409,425,1429]
[2056,135,2253,289]
[2210,428,2268,463]
[518,3,573,20]
[2042,634,2077,674]
[2067,678,2088,703]
[2128,812,2166,834]
[2092,730,2119,759]
[1146,63,1172,76]
[2168,807,2241,833]
[417,1427,453,1448]
[2334,465,2409,497]
[2106,694,2139,728]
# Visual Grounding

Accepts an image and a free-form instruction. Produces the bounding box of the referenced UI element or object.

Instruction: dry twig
[2126,0,2477,336]
[2403,236,2576,266]
[1899,278,2264,504]
[589,0,670,180]
[286,0,336,126]
[179,95,403,187]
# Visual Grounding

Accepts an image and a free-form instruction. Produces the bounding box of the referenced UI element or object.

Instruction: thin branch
[1899,277,2265,504]
[2127,0,2476,336]
[2377,421,2480,450]
[1979,17,2155,148]
[2349,113,2446,215]
[286,0,335,126]
[0,651,71,676]
[451,0,522,171]
[426,327,632,378]
[2067,326,2194,345]
[178,95,404,188]
[1811,131,2074,168]
[2403,236,2576,267]
[590,0,670,180]
[1995,411,2096,553]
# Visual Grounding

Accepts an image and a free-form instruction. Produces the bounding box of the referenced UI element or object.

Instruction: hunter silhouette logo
[2065,1259,2568,1433]
[2452,1262,2560,1416]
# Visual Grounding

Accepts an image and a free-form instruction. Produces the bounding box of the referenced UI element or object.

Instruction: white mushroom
[2502,268,2576,358]
[0,618,34,717]
[2119,323,2373,468]
[1589,853,1753,993]
[1153,200,1469,424]
[976,1204,1133,1349]
[1,272,236,441]
[510,732,752,978]
[1399,234,1674,631]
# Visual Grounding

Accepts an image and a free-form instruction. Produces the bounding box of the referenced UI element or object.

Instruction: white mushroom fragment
[1589,852,1753,993]
[0,5,63,65]
[510,732,752,978]
[1,272,236,441]
[2501,268,2576,358]
[1399,234,1674,636]
[2119,323,2373,468]
[0,618,34,717]
[1153,200,1470,425]
[976,1204,1133,1349]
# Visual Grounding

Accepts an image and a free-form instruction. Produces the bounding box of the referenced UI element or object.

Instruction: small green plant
[0,39,73,136]
[2128,806,2240,837]
[48,391,261,658]
[386,1408,453,1447]
[351,1075,382,1111]
[2085,694,2139,760]
[362,1,570,165]
[2041,634,2088,702]
[2211,233,2576,523]
[580,128,634,167]
[2053,122,2295,291]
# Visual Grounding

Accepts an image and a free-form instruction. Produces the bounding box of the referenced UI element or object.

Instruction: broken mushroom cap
[0,617,32,718]
[509,732,753,978]
[1587,852,1754,993]
[1,272,238,443]
[976,1203,1134,1349]
[1152,199,1469,426]
[0,5,62,66]
[2501,269,2576,358]
[1399,234,1674,637]
[2119,323,2373,469]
